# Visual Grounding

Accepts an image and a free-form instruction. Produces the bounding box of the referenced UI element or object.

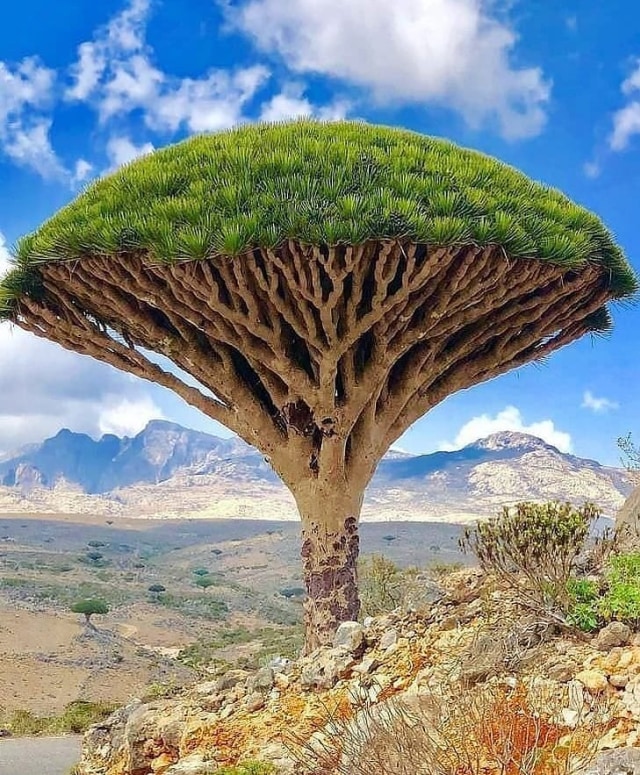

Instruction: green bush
[2,700,116,736]
[461,501,599,613]
[568,552,640,631]
[214,762,274,775]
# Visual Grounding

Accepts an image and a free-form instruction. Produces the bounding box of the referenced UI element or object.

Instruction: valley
[0,513,465,717]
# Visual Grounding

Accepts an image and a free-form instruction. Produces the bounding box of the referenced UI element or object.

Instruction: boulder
[594,622,632,651]
[333,621,365,653]
[300,647,355,689]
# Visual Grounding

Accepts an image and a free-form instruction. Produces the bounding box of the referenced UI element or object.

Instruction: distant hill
[0,422,631,521]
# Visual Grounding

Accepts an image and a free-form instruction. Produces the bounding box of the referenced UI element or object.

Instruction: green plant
[567,552,640,631]
[214,763,274,775]
[193,568,210,576]
[1,701,116,736]
[70,598,109,626]
[195,576,215,589]
[461,502,599,615]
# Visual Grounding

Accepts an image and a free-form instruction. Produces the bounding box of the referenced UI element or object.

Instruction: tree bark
[294,486,363,653]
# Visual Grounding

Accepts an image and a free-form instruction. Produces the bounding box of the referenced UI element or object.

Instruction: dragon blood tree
[0,121,636,650]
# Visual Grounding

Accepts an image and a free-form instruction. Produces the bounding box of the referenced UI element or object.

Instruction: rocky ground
[74,569,640,775]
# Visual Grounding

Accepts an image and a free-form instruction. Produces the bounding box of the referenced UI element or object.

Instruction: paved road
[0,735,82,775]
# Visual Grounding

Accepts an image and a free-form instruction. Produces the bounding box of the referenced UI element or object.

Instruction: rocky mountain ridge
[0,422,631,521]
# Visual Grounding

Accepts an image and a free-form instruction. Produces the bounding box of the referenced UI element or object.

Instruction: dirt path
[0,735,81,775]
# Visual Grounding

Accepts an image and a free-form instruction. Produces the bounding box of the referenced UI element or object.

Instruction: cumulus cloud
[231,0,550,139]
[105,135,154,170]
[98,395,164,437]
[609,59,640,151]
[0,323,165,452]
[66,0,269,134]
[0,58,64,178]
[259,84,350,122]
[582,390,619,413]
[442,406,573,453]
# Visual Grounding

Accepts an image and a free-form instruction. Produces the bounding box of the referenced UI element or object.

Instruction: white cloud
[72,158,94,185]
[231,0,550,139]
[582,390,619,414]
[98,396,164,437]
[583,160,601,179]
[442,406,573,453]
[259,84,350,122]
[0,232,12,278]
[609,60,640,151]
[106,135,154,170]
[0,57,63,178]
[67,0,269,134]
[0,324,166,452]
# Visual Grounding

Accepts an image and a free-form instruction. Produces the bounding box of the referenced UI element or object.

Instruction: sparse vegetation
[0,700,117,736]
[287,679,610,775]
[358,555,431,617]
[214,763,274,775]
[461,501,599,617]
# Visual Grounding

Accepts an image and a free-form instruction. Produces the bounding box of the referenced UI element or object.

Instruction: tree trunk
[295,486,363,653]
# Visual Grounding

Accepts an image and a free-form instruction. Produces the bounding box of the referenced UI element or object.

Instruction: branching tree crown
[1,121,636,650]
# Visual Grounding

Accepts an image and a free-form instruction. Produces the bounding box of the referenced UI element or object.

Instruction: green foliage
[1,121,636,321]
[1,700,116,736]
[358,554,431,617]
[461,502,599,613]
[193,567,210,576]
[148,583,166,594]
[214,762,274,775]
[568,552,640,631]
[70,598,109,619]
[195,576,215,589]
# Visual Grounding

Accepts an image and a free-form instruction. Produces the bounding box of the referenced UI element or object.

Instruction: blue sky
[0,0,639,464]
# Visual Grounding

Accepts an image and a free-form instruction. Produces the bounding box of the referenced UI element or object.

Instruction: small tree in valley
[71,599,109,628]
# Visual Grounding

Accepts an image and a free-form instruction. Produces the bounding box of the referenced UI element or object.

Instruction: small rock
[561,708,580,728]
[379,629,398,651]
[164,753,210,775]
[333,621,365,653]
[547,661,575,683]
[245,692,265,712]
[214,669,250,692]
[163,753,211,775]
[594,622,632,651]
[353,656,379,675]
[247,667,274,693]
[274,672,290,690]
[609,672,630,689]
[575,669,609,693]
[582,747,640,774]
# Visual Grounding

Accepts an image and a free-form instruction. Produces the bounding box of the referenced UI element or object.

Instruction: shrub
[193,568,210,576]
[214,763,274,775]
[461,502,599,615]
[358,555,404,617]
[195,576,215,589]
[568,552,640,631]
[287,679,610,775]
[2,701,116,736]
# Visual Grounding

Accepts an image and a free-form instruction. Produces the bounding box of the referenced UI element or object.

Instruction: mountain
[0,422,631,521]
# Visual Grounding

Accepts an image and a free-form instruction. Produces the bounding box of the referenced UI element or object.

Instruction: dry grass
[285,677,613,775]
